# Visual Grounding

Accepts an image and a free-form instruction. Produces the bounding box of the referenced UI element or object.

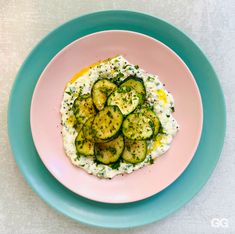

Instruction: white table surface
[1,0,235,233]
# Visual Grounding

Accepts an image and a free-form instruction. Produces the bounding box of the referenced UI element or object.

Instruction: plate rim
[7,10,226,228]
[30,29,203,203]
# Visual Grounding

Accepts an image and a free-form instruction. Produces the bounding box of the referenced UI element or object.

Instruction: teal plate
[8,10,226,228]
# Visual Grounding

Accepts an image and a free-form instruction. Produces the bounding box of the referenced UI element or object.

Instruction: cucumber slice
[122,113,154,140]
[120,76,146,95]
[83,117,95,141]
[93,106,123,140]
[95,135,124,164]
[73,95,96,124]
[92,79,117,110]
[122,139,147,164]
[75,129,94,156]
[135,108,160,135]
[107,86,140,115]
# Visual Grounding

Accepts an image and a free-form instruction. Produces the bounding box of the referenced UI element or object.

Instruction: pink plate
[30,30,203,203]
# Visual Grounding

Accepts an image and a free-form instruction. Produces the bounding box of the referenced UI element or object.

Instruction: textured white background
[1,0,235,233]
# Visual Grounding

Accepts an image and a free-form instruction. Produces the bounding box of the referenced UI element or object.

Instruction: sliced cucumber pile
[72,73,161,166]
[107,86,140,115]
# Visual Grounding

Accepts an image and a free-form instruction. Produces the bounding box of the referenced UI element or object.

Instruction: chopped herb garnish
[113,72,124,85]
[94,158,102,165]
[147,76,155,81]
[149,121,154,129]
[126,145,131,151]
[110,158,122,170]
[149,158,154,164]
[123,64,131,69]
[107,147,117,154]
[107,110,113,118]
[158,123,164,133]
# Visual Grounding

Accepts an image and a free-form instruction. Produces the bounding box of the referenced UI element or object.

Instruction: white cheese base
[60,56,179,178]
